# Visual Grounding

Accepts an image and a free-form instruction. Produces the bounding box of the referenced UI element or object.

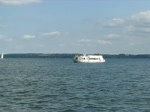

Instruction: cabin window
[89,58,98,60]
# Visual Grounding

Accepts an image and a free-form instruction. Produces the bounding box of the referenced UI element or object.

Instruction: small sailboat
[1,52,4,59]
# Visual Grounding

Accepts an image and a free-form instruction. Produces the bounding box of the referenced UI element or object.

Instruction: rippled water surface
[0,58,150,112]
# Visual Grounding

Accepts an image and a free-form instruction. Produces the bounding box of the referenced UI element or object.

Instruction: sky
[0,0,150,54]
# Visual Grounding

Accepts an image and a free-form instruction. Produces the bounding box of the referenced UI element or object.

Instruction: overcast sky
[0,0,150,54]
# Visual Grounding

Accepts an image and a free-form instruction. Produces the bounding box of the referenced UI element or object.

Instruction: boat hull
[74,60,105,63]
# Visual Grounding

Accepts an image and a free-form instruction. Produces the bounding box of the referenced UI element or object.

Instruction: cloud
[0,35,13,42]
[142,28,150,33]
[106,11,150,29]
[23,35,36,39]
[22,31,62,40]
[131,11,150,24]
[0,24,6,28]
[127,11,150,35]
[105,11,150,39]
[105,34,120,39]
[0,34,6,39]
[98,40,112,45]
[107,18,125,27]
[5,38,13,42]
[78,39,91,42]
[0,0,42,5]
[42,31,61,37]
[129,43,136,46]
[39,45,45,47]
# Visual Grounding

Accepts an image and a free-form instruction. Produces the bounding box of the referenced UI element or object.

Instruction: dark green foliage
[3,53,150,58]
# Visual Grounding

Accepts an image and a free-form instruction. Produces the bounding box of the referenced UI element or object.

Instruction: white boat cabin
[74,54,105,63]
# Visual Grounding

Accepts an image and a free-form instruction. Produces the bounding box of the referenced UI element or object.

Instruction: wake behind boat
[74,54,105,63]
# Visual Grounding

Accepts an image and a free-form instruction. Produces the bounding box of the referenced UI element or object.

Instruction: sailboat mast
[1,52,3,59]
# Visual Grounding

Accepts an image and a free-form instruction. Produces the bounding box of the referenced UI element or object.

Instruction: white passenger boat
[74,54,105,63]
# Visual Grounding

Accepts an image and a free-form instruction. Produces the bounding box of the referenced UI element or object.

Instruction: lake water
[0,58,150,112]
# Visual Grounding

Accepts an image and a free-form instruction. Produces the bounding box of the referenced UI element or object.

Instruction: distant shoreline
[3,53,150,58]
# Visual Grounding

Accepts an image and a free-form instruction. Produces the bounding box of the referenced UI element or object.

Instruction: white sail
[1,52,4,59]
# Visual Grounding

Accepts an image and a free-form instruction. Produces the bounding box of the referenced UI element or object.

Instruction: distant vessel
[74,54,105,63]
[1,52,4,59]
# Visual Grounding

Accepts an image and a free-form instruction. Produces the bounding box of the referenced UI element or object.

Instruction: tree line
[3,53,150,58]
